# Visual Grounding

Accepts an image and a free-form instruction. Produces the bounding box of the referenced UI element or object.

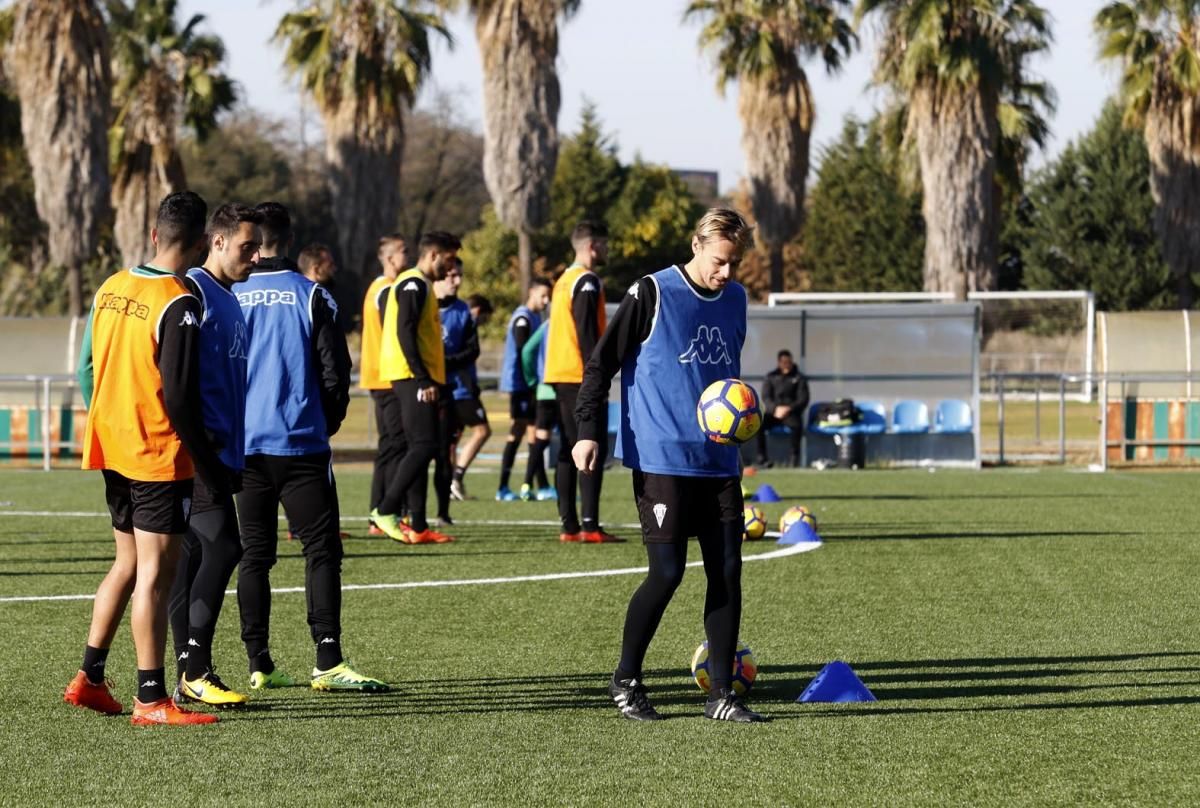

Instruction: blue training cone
[751,483,782,503]
[797,661,876,703]
[777,520,821,545]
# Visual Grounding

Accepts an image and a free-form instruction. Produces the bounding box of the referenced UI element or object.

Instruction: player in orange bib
[544,221,622,544]
[67,191,227,726]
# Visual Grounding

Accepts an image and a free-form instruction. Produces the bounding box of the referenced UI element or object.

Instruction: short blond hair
[693,208,754,251]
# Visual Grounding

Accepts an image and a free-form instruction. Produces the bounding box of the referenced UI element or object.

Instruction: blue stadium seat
[854,401,887,435]
[933,399,973,434]
[891,400,930,434]
[607,400,621,435]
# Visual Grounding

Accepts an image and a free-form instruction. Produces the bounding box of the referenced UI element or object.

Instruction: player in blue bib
[233,203,387,693]
[167,204,260,708]
[433,259,481,522]
[573,208,765,723]
[496,278,551,500]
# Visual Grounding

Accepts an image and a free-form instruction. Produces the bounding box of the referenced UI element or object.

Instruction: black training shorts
[631,470,743,544]
[453,398,488,428]
[534,399,558,431]
[509,391,535,421]
[102,470,193,534]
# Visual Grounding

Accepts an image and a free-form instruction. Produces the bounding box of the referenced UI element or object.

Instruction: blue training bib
[235,269,330,456]
[619,266,747,477]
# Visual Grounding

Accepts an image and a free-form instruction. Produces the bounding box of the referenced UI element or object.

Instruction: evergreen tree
[460,104,701,317]
[547,100,624,245]
[605,159,703,292]
[803,117,923,292]
[1018,101,1170,311]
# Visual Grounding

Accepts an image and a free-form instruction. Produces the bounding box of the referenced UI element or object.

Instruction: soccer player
[233,202,387,692]
[167,203,261,708]
[573,208,766,723]
[298,242,337,286]
[466,294,493,328]
[545,221,620,542]
[496,278,552,501]
[432,258,480,522]
[362,235,409,535]
[67,191,221,726]
[370,231,461,545]
[447,285,491,503]
[519,318,557,500]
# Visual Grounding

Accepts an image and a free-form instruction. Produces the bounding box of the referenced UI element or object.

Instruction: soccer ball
[779,505,817,535]
[697,379,762,445]
[743,505,767,541]
[691,640,758,696]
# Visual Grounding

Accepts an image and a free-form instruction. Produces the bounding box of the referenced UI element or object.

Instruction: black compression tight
[616,520,743,691]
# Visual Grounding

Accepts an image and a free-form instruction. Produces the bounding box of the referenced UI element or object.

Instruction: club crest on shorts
[653,502,667,528]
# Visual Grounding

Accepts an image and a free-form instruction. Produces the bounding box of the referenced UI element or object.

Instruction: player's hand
[773,405,791,419]
[417,384,439,403]
[572,439,600,474]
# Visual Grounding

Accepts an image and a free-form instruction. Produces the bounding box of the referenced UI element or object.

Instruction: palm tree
[108,0,236,267]
[276,1,448,279]
[1096,2,1200,309]
[857,0,1052,295]
[446,0,578,292]
[687,0,856,294]
[7,0,111,316]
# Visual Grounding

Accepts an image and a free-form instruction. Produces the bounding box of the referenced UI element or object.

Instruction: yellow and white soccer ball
[697,379,762,445]
[779,505,817,535]
[691,640,758,696]
[743,505,767,540]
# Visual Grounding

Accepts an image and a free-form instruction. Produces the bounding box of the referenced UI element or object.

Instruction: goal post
[767,290,1096,401]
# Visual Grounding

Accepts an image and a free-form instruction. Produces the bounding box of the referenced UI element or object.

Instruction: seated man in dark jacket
[756,349,810,467]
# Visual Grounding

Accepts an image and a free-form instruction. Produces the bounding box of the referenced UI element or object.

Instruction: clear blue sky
[188,0,1115,193]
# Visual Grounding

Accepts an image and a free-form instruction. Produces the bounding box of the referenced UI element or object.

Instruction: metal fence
[0,374,77,471]
[10,370,1200,472]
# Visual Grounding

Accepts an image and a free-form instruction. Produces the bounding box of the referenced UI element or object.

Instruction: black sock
[528,440,548,489]
[453,466,466,483]
[137,668,168,703]
[184,629,215,679]
[580,460,603,532]
[248,647,275,675]
[613,665,639,684]
[500,440,519,489]
[81,645,109,685]
[175,646,188,682]
[316,635,343,671]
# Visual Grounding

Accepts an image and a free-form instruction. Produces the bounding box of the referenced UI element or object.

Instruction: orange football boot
[581,530,625,544]
[131,697,218,726]
[404,528,455,544]
[64,671,122,715]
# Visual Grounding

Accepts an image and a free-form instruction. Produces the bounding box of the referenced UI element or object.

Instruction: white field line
[0,535,820,604]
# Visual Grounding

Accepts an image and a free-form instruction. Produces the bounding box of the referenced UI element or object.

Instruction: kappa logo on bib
[678,325,731,365]
[237,289,298,308]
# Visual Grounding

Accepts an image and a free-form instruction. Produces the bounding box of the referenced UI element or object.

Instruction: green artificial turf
[2,466,1199,805]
